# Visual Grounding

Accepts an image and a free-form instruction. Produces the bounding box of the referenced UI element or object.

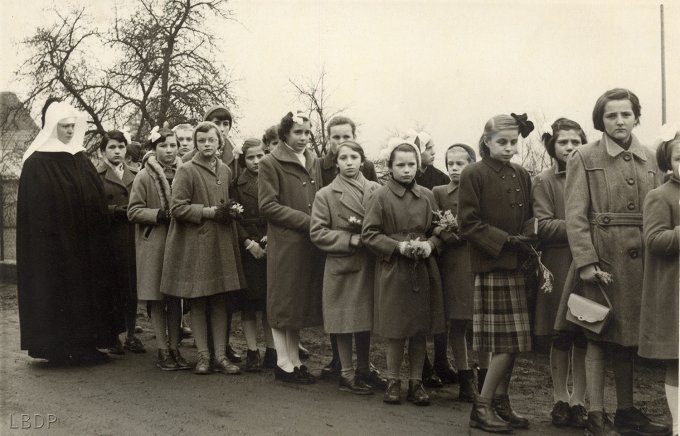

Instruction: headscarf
[23,101,86,162]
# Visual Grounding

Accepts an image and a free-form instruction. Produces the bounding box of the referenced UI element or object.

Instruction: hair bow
[291,111,308,125]
[148,126,161,143]
[510,113,535,138]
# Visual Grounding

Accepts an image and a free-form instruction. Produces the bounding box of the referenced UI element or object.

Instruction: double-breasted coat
[258,144,324,329]
[97,162,137,302]
[531,164,572,336]
[432,181,474,321]
[127,155,178,301]
[161,154,246,298]
[362,178,446,338]
[310,176,380,333]
[638,177,679,359]
[562,134,660,345]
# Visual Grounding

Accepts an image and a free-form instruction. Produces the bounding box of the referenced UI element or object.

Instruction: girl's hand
[579,264,599,283]
[398,241,415,259]
[349,233,362,248]
[247,242,266,259]
[420,240,434,258]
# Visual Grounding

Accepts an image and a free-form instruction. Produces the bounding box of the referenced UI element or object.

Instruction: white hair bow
[291,111,308,125]
[148,126,161,143]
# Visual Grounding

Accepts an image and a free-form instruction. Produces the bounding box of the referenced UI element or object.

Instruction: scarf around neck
[337,172,368,216]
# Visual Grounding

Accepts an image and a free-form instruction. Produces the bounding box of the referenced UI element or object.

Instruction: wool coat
[127,155,176,301]
[563,133,660,345]
[97,162,137,301]
[258,144,324,329]
[232,168,267,306]
[458,157,533,273]
[319,152,378,186]
[161,154,246,298]
[362,178,446,338]
[182,136,240,183]
[638,178,679,359]
[432,181,474,321]
[310,176,381,333]
[531,164,572,336]
[416,165,450,190]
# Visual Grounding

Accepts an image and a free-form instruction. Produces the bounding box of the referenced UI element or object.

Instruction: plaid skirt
[473,271,532,353]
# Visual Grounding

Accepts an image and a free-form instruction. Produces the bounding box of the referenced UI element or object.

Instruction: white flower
[148,126,161,143]
[348,216,362,225]
[230,202,244,214]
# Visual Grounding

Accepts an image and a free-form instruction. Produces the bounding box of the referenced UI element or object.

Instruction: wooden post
[661,3,666,124]
[0,180,4,261]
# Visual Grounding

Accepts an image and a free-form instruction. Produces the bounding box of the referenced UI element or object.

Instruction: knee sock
[612,345,634,410]
[242,310,258,351]
[209,294,228,359]
[354,331,370,372]
[150,301,168,350]
[166,297,182,350]
[571,345,587,406]
[286,329,301,368]
[262,315,274,349]
[450,323,469,370]
[271,327,292,371]
[191,299,209,355]
[409,336,427,381]
[479,353,514,399]
[586,341,606,412]
[386,338,406,380]
[433,332,449,366]
[550,345,571,403]
[337,333,354,378]
[330,333,339,362]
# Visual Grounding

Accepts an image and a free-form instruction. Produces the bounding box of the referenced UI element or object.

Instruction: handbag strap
[597,283,613,309]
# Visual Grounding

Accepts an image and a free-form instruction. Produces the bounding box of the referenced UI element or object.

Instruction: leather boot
[458,369,477,403]
[585,411,621,436]
[493,394,529,429]
[383,379,401,404]
[407,380,430,406]
[470,395,513,433]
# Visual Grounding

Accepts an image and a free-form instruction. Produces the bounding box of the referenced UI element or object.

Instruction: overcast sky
[2,0,679,163]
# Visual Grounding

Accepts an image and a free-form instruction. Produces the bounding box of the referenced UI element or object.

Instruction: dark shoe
[156,349,179,371]
[383,379,401,404]
[274,366,312,384]
[433,359,458,384]
[214,356,241,375]
[355,367,388,390]
[339,374,373,395]
[194,353,211,375]
[298,365,316,384]
[458,369,477,403]
[320,358,341,380]
[470,395,513,433]
[614,407,670,436]
[422,356,444,388]
[123,336,146,353]
[108,338,125,355]
[245,349,262,373]
[298,344,311,360]
[570,404,588,428]
[407,380,430,406]
[226,344,242,363]
[262,347,277,369]
[169,349,191,370]
[585,411,620,436]
[478,368,488,392]
[493,394,529,429]
[551,401,571,427]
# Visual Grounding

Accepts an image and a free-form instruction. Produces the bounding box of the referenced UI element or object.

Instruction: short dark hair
[99,130,129,152]
[656,134,680,173]
[237,138,264,168]
[444,143,476,169]
[333,140,366,164]
[262,125,280,146]
[126,141,142,163]
[146,127,175,150]
[388,143,419,168]
[193,121,223,150]
[592,88,641,132]
[541,118,587,159]
[278,112,310,142]
[326,116,356,137]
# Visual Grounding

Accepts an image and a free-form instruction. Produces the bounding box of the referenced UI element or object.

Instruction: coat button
[623,153,632,161]
[217,180,222,185]
[627,202,635,210]
[510,203,515,208]
[602,216,611,224]
[627,178,635,185]
[628,248,639,259]
[302,182,307,186]
[511,174,516,178]
[307,204,311,208]
[515,188,520,192]
[311,180,315,184]
[501,175,506,179]
[518,203,523,207]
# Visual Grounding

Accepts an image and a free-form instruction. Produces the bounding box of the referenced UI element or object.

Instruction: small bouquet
[433,209,458,233]
[529,246,554,294]
[346,216,363,234]
[259,235,267,250]
[594,269,613,286]
[401,235,433,293]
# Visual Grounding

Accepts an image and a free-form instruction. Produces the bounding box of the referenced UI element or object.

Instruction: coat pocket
[591,225,612,266]
[142,225,154,240]
[326,254,361,275]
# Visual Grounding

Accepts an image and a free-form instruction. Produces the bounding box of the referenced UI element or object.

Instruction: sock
[286,329,301,367]
[271,327,292,372]
[386,338,406,380]
[450,323,469,370]
[330,333,339,363]
[585,342,605,412]
[571,345,587,406]
[191,298,209,355]
[337,333,353,376]
[354,331,370,372]
[166,297,182,350]
[409,336,427,381]
[209,294,228,359]
[550,345,571,403]
[242,318,258,351]
[665,384,678,435]
[150,301,168,350]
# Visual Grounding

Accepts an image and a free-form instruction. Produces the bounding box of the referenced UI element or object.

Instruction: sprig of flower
[433,210,458,233]
[594,270,613,286]
[229,200,244,219]
[347,216,363,233]
[259,235,267,249]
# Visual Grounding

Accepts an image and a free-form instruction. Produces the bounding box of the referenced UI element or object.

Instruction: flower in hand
[433,210,458,233]
[346,216,363,234]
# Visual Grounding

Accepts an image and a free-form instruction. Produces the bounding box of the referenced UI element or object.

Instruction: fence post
[0,180,4,261]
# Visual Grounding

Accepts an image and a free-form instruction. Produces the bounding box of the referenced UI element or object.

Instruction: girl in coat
[310,140,381,395]
[128,127,190,371]
[362,141,445,406]
[459,113,535,433]
[161,121,246,376]
[233,138,273,371]
[532,119,588,428]
[97,130,145,355]
[639,128,679,436]
[432,143,490,402]
[258,111,324,384]
[564,88,668,436]
[262,125,281,154]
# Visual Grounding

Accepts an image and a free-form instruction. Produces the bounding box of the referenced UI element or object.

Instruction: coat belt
[588,212,643,226]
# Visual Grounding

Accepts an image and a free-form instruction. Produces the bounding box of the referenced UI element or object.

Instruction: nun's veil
[23,101,87,162]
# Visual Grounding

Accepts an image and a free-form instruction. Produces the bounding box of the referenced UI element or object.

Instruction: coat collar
[602,133,647,161]
[97,161,135,189]
[190,153,219,176]
[446,180,459,194]
[481,156,510,173]
[236,168,257,185]
[553,162,566,176]
[321,152,335,170]
[330,176,365,216]
[271,142,316,173]
[387,177,421,198]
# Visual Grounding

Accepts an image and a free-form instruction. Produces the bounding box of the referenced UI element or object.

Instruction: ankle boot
[262,347,277,369]
[477,367,488,393]
[458,369,477,403]
[407,379,430,406]
[245,349,261,372]
[492,394,529,429]
[383,379,401,404]
[470,395,513,433]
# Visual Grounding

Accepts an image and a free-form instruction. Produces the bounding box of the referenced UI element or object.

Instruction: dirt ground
[0,282,670,436]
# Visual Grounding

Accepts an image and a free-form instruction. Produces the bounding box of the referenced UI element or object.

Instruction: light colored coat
[563,133,660,345]
[362,178,446,338]
[161,154,245,298]
[638,178,679,359]
[258,144,324,329]
[310,176,380,333]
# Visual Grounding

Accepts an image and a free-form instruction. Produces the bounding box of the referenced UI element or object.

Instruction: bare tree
[289,68,348,157]
[518,112,552,176]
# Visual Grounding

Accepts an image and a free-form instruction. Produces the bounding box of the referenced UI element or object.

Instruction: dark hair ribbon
[510,113,535,138]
